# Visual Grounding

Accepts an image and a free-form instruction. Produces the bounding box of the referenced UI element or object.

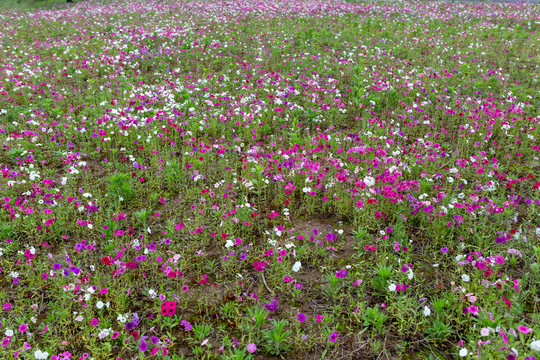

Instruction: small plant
[425,319,453,340]
[246,305,269,331]
[322,272,341,298]
[432,298,446,315]
[371,264,393,292]
[362,306,387,333]
[133,208,153,230]
[191,323,212,344]
[263,319,292,356]
[221,347,253,360]
[107,172,136,202]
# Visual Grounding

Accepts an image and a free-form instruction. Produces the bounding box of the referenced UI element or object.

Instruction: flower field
[1,0,540,359]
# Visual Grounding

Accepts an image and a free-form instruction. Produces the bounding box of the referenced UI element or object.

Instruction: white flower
[531,340,540,351]
[225,240,234,248]
[363,176,375,187]
[461,274,470,282]
[292,261,301,272]
[5,329,14,337]
[35,350,50,359]
[96,301,104,309]
[423,306,431,316]
[459,348,468,357]
[510,348,518,357]
[82,193,92,198]
[480,327,490,336]
[388,284,396,292]
[407,269,414,280]
[117,314,127,323]
[536,228,540,236]
[75,316,83,322]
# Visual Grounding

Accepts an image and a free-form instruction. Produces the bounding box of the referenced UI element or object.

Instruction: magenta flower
[90,318,99,326]
[247,343,257,353]
[297,313,306,322]
[329,331,338,343]
[517,325,533,334]
[19,324,28,333]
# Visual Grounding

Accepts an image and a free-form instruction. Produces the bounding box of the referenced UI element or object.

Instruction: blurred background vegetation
[0,0,74,11]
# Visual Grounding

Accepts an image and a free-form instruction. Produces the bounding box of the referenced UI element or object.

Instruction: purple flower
[329,331,338,343]
[264,298,277,312]
[125,322,135,331]
[139,341,148,352]
[53,263,63,270]
[297,313,306,322]
[400,266,408,273]
[441,247,448,254]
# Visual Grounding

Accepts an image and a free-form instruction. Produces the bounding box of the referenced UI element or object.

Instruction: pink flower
[500,330,509,344]
[161,301,177,316]
[247,343,257,353]
[19,324,28,333]
[468,306,479,316]
[517,325,533,334]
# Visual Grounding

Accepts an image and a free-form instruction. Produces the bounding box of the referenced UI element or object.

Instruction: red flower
[161,301,177,316]
[102,256,113,266]
[131,331,140,340]
[125,261,137,269]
